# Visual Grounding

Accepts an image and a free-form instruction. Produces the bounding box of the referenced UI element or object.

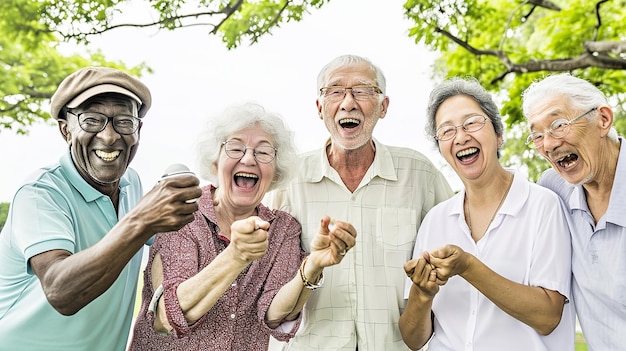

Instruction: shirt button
[231,282,237,287]
[230,313,236,319]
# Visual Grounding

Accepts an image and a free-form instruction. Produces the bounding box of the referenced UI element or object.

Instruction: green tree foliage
[1,0,150,134]
[38,0,328,49]
[0,202,9,231]
[404,0,626,179]
[4,0,626,179]
[1,0,326,133]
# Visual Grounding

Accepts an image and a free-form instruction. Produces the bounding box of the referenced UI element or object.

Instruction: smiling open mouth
[339,118,360,129]
[95,150,120,161]
[234,172,259,188]
[557,153,578,168]
[456,147,478,161]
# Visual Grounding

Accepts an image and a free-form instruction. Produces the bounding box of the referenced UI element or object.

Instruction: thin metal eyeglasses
[67,111,141,135]
[525,107,597,148]
[434,115,488,141]
[319,85,383,102]
[222,141,277,164]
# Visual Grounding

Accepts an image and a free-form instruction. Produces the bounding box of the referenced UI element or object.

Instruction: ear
[379,96,390,119]
[58,120,72,145]
[127,122,143,164]
[316,99,323,120]
[597,105,614,137]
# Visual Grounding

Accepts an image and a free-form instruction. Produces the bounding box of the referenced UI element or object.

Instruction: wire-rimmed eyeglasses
[319,85,383,102]
[222,141,277,164]
[525,107,597,148]
[67,111,141,135]
[434,115,489,141]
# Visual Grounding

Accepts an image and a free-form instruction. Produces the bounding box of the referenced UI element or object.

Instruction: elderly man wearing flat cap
[0,67,202,351]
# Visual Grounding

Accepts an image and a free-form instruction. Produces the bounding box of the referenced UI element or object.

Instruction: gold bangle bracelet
[299,256,324,290]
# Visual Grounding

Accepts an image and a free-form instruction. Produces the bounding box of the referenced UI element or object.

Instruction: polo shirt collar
[60,150,130,202]
[455,170,527,219]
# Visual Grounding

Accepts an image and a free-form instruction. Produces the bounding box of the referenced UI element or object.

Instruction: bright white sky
[0,0,463,202]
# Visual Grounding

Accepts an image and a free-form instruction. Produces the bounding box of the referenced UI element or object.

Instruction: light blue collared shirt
[538,137,626,351]
[0,150,145,351]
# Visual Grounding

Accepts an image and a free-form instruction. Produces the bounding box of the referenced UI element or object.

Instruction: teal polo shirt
[0,151,145,351]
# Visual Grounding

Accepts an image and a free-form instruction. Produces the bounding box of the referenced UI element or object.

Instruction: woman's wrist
[299,256,324,290]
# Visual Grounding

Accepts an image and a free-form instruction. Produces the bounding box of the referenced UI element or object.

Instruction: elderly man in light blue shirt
[0,67,202,350]
[523,73,626,351]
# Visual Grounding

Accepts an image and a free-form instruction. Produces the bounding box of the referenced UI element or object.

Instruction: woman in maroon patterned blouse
[129,103,356,350]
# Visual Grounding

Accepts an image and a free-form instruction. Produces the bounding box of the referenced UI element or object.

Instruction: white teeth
[456,148,478,158]
[95,150,120,161]
[339,118,360,125]
[235,173,258,178]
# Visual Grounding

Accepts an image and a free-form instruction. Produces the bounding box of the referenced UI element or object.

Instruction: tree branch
[593,0,609,41]
[435,26,626,84]
[210,0,244,35]
[57,2,246,38]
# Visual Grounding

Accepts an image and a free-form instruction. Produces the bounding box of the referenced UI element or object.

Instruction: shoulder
[123,167,142,183]
[536,169,574,203]
[381,143,436,163]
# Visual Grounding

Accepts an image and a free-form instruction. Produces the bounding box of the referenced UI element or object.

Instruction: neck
[583,138,620,195]
[465,171,513,241]
[582,138,621,222]
[327,140,376,192]
[212,188,258,237]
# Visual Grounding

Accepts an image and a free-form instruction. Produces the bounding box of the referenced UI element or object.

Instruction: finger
[329,227,356,249]
[404,259,418,274]
[329,239,345,255]
[319,216,332,234]
[429,269,437,282]
[332,221,357,238]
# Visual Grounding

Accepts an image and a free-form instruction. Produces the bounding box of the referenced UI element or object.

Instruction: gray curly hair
[196,102,298,191]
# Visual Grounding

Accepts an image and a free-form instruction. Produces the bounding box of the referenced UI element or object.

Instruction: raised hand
[226,216,270,265]
[308,216,357,267]
[133,174,202,235]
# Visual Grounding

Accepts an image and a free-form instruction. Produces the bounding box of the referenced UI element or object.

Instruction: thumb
[318,216,332,234]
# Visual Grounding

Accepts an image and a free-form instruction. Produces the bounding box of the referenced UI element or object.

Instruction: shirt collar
[310,137,398,184]
[455,170,527,218]
[60,150,130,202]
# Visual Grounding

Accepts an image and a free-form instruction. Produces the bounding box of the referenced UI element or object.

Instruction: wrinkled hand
[428,244,471,282]
[309,216,357,268]
[227,216,270,266]
[132,174,202,235]
[404,252,441,298]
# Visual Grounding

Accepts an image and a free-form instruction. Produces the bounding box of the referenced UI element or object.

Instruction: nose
[453,126,471,144]
[96,120,121,144]
[540,132,562,153]
[339,90,358,111]
[239,148,257,165]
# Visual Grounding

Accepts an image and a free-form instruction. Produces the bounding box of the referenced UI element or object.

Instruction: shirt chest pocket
[372,207,418,268]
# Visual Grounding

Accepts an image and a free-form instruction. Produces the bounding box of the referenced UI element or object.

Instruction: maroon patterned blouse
[129,185,305,350]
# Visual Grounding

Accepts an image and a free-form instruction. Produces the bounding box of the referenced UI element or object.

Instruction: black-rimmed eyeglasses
[222,141,277,164]
[434,115,489,141]
[525,107,597,148]
[67,111,141,135]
